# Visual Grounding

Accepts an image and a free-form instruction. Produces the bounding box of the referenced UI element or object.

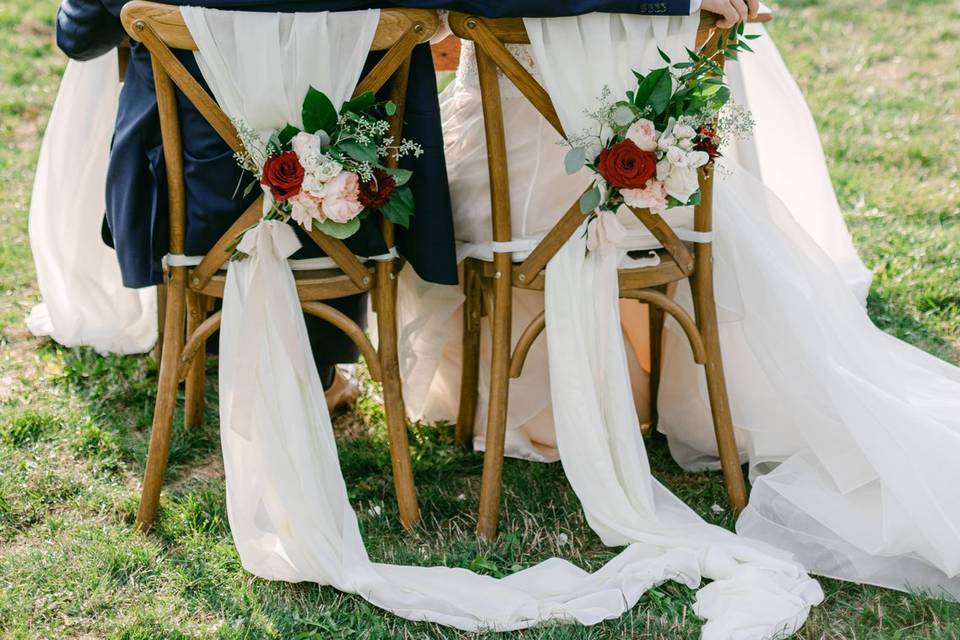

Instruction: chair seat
[194,266,375,300]
[469,245,691,292]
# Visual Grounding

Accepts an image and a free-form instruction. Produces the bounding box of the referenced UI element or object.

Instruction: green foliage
[301,86,338,135]
[380,185,414,228]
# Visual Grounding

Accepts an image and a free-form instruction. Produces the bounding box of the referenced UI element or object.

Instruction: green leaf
[381,185,414,228]
[341,91,376,115]
[277,124,301,146]
[313,217,361,239]
[301,86,338,135]
[579,186,602,214]
[384,167,413,187]
[657,48,671,64]
[633,67,673,115]
[564,146,587,175]
[385,101,398,117]
[744,33,761,40]
[339,140,379,164]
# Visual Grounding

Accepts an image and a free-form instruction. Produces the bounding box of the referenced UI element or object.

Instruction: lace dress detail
[453,40,542,98]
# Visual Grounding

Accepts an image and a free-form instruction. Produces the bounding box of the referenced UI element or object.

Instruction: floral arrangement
[564,26,756,218]
[234,87,422,247]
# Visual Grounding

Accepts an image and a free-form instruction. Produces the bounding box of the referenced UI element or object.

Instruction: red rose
[358,169,397,209]
[261,151,304,202]
[695,126,721,160]
[596,139,657,190]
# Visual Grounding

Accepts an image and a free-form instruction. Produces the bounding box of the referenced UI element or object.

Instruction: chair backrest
[447,12,732,281]
[120,1,440,292]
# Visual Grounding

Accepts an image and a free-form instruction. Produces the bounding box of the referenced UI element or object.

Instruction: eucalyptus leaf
[564,146,587,175]
[579,186,602,214]
[314,217,361,239]
[385,101,398,117]
[612,104,636,127]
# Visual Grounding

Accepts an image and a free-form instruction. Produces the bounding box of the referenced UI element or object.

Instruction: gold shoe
[325,367,359,416]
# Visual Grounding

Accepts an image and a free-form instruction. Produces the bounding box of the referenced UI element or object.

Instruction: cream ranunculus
[320,171,364,223]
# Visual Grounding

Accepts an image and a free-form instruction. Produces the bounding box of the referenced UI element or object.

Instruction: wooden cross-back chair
[447,12,750,539]
[120,1,440,532]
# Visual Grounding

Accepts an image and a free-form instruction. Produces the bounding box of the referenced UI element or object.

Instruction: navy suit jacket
[57,0,691,291]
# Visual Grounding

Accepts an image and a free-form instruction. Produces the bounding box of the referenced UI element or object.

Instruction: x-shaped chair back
[447,12,749,538]
[121,1,439,532]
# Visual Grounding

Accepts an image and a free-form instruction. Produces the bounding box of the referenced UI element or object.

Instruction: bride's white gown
[398,23,960,597]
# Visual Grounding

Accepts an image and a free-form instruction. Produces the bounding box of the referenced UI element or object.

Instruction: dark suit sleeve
[56,0,126,61]
[394,0,691,17]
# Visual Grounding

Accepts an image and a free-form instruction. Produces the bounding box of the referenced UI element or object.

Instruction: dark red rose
[358,169,397,209]
[695,126,721,160]
[596,139,657,189]
[261,151,304,202]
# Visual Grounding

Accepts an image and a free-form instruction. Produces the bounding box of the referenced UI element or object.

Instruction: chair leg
[477,256,512,539]
[374,262,421,530]
[691,269,748,514]
[183,290,207,429]
[136,268,187,532]
[456,262,482,449]
[648,297,665,429]
[155,282,167,363]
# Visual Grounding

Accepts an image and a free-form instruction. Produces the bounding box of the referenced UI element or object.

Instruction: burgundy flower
[358,169,397,209]
[596,139,657,190]
[261,151,304,202]
[695,126,721,160]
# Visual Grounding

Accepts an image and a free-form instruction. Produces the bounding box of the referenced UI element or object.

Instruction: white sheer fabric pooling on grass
[185,7,821,637]
[27,52,157,354]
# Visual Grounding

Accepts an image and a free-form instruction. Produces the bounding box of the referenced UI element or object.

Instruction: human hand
[702,0,760,28]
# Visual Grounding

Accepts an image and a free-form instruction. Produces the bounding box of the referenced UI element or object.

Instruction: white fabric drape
[724,22,872,303]
[189,7,820,637]
[27,53,157,354]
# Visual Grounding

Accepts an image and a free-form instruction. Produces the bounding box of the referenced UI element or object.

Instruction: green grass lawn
[1,0,959,638]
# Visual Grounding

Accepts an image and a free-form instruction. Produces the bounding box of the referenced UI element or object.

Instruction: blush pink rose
[621,179,668,214]
[320,171,364,223]
[625,118,659,152]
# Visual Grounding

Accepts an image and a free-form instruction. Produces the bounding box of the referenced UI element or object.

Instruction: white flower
[301,172,326,197]
[657,158,700,203]
[557,533,569,545]
[291,131,322,166]
[314,158,343,182]
[625,118,659,151]
[673,123,697,140]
